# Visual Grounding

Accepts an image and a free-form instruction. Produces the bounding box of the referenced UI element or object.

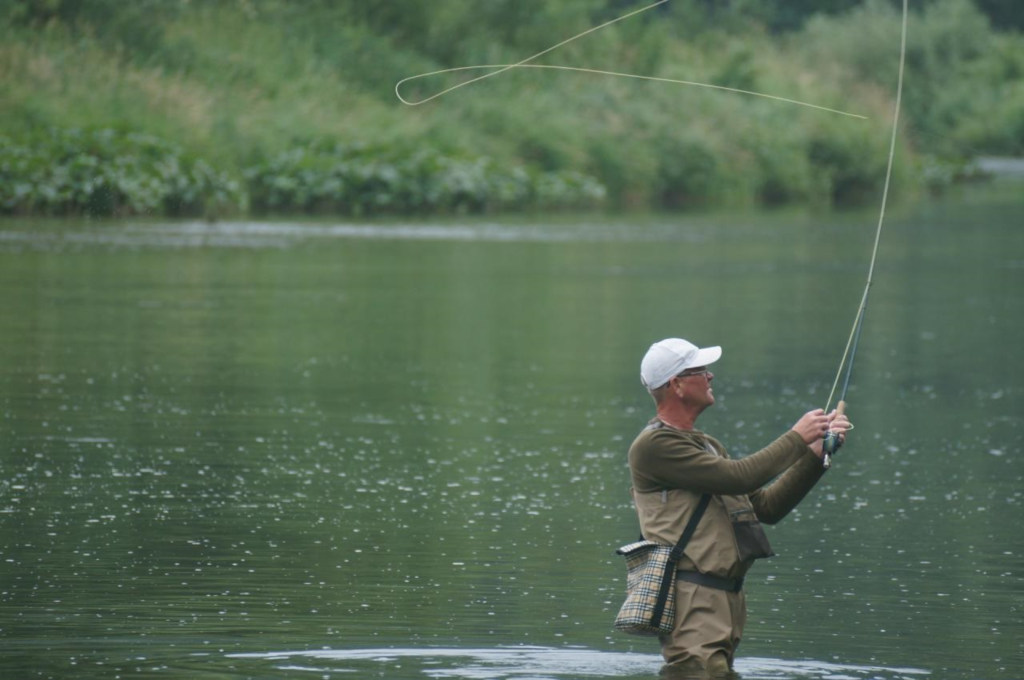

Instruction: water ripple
[228,645,929,679]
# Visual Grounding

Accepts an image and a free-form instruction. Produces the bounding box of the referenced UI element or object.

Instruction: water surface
[1,184,1021,679]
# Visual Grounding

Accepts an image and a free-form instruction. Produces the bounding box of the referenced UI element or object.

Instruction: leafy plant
[244,141,605,216]
[0,128,244,217]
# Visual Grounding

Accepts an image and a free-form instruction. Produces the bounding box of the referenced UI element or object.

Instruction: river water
[1,183,1021,679]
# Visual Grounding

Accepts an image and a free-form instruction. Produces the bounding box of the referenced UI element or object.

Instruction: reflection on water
[1,185,1022,679]
[228,646,929,680]
[0,216,713,250]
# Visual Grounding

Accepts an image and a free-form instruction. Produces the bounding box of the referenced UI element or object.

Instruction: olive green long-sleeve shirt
[629,421,825,526]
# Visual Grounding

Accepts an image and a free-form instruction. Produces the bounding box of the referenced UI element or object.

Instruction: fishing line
[822,0,908,466]
[396,0,670,106]
[398,64,866,119]
[395,0,865,120]
[393,0,903,456]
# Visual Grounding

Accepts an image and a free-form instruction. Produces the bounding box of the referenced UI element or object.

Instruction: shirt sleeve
[748,447,827,524]
[631,428,811,495]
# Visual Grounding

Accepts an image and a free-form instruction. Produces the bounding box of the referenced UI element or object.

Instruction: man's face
[672,366,715,411]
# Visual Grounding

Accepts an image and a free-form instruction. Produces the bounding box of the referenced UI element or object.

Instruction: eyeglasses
[676,367,711,380]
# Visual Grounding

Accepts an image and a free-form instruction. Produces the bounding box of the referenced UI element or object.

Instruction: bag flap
[615,539,664,556]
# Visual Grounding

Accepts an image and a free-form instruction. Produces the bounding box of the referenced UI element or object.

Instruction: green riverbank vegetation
[2,0,1022,218]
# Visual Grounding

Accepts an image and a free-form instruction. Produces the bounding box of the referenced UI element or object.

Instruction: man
[628,338,850,676]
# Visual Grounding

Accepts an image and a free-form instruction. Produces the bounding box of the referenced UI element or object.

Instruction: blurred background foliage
[1,0,1021,217]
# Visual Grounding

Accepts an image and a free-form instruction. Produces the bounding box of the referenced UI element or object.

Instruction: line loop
[395,0,865,119]
[397,64,866,119]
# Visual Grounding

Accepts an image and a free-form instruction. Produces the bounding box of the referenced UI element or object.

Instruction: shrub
[0,128,244,217]
[801,0,1024,159]
[243,141,605,216]
[655,133,731,209]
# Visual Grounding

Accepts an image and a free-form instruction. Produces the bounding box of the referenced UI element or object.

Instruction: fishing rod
[822,0,908,469]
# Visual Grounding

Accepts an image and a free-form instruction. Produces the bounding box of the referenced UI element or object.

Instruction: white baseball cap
[640,338,721,390]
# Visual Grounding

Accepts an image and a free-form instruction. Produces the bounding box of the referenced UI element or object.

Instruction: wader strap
[676,570,744,593]
[649,493,712,628]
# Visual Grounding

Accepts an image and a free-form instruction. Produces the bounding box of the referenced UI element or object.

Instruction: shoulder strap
[649,493,711,628]
[668,493,711,563]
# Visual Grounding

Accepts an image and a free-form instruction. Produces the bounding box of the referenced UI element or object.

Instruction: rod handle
[822,400,847,469]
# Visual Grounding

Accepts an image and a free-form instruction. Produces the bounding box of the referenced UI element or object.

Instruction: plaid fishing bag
[613,494,710,636]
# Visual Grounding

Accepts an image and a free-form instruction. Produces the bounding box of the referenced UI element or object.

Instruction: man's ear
[670,377,684,397]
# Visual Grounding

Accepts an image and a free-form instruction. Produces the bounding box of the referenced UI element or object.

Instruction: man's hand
[792,409,830,445]
[794,409,852,458]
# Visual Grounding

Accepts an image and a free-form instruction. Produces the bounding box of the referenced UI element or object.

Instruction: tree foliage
[0,0,1020,217]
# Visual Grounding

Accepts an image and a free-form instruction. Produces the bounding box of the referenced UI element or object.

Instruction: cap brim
[693,346,722,367]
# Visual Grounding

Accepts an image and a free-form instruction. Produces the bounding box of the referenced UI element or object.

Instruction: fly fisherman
[628,338,850,676]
